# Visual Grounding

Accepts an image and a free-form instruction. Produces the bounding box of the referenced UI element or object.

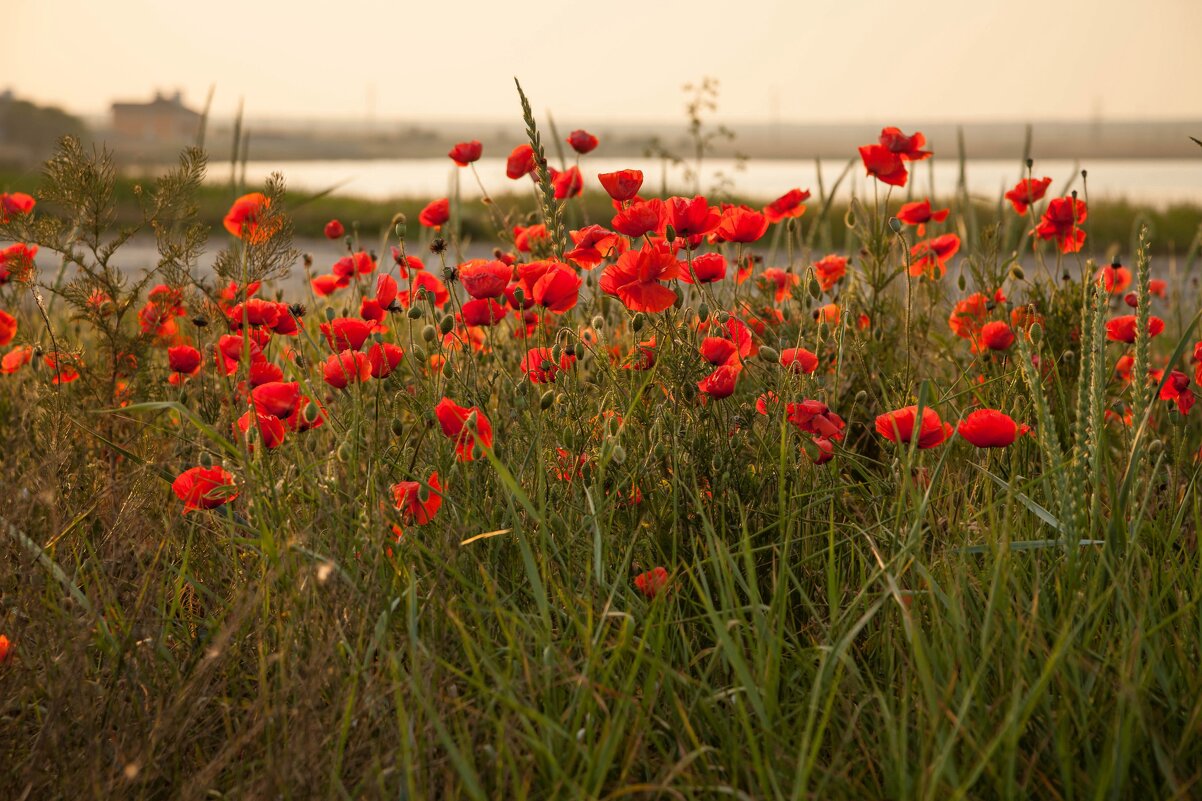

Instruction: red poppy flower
[698,364,742,399]
[0,191,35,222]
[780,347,819,374]
[763,188,810,223]
[323,219,345,239]
[309,274,339,296]
[227,298,281,330]
[520,347,575,383]
[551,166,583,199]
[957,409,1029,448]
[0,243,37,284]
[172,466,238,513]
[759,268,799,303]
[634,566,669,598]
[816,303,840,326]
[895,199,949,236]
[565,225,623,269]
[434,397,494,461]
[785,400,845,440]
[699,337,741,367]
[979,321,1015,351]
[1150,279,1167,298]
[517,260,582,313]
[456,259,511,299]
[460,298,508,327]
[393,271,444,309]
[948,293,990,339]
[392,472,443,524]
[670,253,720,285]
[1106,315,1165,343]
[875,405,953,448]
[506,144,536,179]
[1,345,32,374]
[44,352,80,384]
[1035,197,1087,254]
[223,193,277,243]
[812,255,847,292]
[322,349,371,388]
[448,140,482,166]
[320,317,373,351]
[247,361,283,387]
[1097,263,1132,294]
[236,411,286,450]
[909,234,961,279]
[1152,369,1194,414]
[251,381,300,418]
[513,223,549,253]
[566,129,598,154]
[879,127,931,160]
[599,242,680,313]
[0,634,10,663]
[367,342,405,378]
[806,437,836,465]
[0,310,16,347]
[714,205,769,243]
[418,198,450,229]
[1004,177,1052,214]
[858,144,908,187]
[611,198,667,238]
[666,196,720,238]
[332,251,376,282]
[168,345,202,376]
[598,170,643,202]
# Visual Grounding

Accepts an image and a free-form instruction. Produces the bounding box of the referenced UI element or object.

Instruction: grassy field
[2,125,1202,800]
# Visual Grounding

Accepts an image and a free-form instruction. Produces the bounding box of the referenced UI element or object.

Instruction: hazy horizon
[7,0,1202,126]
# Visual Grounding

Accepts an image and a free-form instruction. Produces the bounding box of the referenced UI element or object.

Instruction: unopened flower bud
[758,345,780,362]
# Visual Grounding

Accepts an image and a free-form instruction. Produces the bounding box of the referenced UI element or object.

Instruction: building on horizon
[111,90,201,143]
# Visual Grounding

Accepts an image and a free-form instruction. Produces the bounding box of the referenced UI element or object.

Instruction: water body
[225,157,1202,208]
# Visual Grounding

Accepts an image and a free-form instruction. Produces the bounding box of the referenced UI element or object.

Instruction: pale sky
[6,0,1201,124]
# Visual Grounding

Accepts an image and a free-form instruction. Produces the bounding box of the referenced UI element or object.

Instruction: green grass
[2,137,1202,800]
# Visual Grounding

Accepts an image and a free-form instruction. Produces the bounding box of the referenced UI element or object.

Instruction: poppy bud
[888,217,902,233]
[808,278,821,299]
[855,390,868,405]
[304,402,320,423]
[412,346,427,361]
[717,311,730,324]
[957,273,967,291]
[438,314,454,335]
[325,307,336,321]
[513,287,525,306]
[1010,265,1025,281]
[665,224,676,241]
[192,316,209,328]
[818,323,830,338]
[1029,323,1043,343]
[844,208,856,228]
[395,222,407,239]
[698,304,710,323]
[516,381,529,395]
[200,452,213,468]
[407,306,423,320]
[1148,438,1164,454]
[591,315,604,329]
[540,359,552,371]
[551,344,562,362]
[758,345,780,362]
[540,390,555,410]
[337,442,352,463]
[632,313,646,332]
[422,324,437,342]
[1062,350,1076,362]
[611,444,627,465]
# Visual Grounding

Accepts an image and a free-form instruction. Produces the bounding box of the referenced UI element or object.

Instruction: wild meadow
[2,83,1202,799]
